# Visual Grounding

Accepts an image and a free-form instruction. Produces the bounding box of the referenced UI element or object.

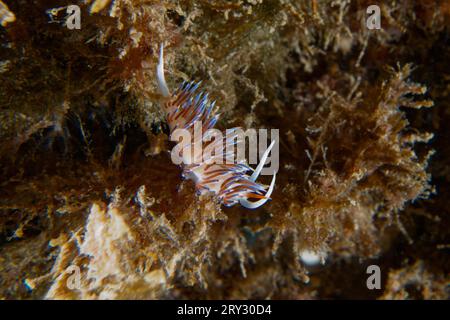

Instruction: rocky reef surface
[0,0,448,299]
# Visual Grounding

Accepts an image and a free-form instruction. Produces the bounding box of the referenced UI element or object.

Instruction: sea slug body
[156,44,276,209]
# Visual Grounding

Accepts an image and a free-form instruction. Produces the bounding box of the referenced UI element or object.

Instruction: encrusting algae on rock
[0,0,448,299]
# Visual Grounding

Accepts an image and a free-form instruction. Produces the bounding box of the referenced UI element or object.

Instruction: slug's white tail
[156,44,170,97]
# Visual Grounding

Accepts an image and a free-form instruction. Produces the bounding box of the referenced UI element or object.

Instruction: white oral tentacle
[250,140,275,182]
[156,43,170,97]
[239,140,277,209]
[239,172,276,209]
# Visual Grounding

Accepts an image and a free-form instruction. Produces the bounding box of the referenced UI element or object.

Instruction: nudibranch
[156,44,276,209]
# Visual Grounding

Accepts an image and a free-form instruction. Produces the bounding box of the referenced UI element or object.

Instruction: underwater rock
[0,0,448,299]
